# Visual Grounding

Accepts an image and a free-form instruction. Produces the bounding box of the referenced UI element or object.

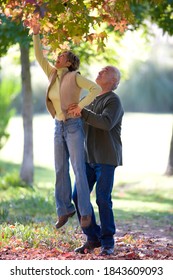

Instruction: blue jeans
[73,163,116,248]
[54,118,92,217]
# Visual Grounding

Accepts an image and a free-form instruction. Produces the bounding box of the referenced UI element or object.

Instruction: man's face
[55,52,71,69]
[96,66,113,87]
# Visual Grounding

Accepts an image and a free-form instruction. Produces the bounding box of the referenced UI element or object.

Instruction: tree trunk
[19,43,34,184]
[165,122,173,176]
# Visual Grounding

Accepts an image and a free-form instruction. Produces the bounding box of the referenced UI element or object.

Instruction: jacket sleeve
[82,97,124,131]
[33,34,54,78]
[76,73,102,109]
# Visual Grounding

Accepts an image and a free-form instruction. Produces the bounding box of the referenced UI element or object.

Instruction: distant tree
[0,14,33,184]
[166,125,173,175]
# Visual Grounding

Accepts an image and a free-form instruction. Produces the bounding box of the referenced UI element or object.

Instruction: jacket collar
[57,67,69,79]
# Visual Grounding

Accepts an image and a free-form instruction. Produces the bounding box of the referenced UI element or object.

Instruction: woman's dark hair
[65,51,80,71]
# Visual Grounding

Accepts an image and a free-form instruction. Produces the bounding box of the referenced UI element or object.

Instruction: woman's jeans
[54,118,92,217]
[73,163,116,248]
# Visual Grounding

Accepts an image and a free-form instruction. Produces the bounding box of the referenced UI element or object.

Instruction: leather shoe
[55,211,76,229]
[75,240,101,254]
[100,246,114,256]
[80,215,91,228]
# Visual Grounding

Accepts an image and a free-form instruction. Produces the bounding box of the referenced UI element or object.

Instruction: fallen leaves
[0,220,173,260]
[114,234,173,260]
[0,232,173,260]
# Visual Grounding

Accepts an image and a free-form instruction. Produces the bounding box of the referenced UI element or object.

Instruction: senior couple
[32,22,124,256]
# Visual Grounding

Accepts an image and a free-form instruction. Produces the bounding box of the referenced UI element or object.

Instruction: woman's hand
[30,18,40,35]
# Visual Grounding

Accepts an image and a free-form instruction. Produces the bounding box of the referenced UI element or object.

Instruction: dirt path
[116,218,173,244]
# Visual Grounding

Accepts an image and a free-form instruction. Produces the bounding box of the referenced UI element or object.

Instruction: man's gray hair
[110,66,121,90]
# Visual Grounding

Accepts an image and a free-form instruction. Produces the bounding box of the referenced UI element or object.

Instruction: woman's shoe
[55,211,76,229]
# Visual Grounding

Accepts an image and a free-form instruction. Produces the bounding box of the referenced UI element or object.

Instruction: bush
[0,208,9,223]
[0,173,31,190]
[0,78,19,149]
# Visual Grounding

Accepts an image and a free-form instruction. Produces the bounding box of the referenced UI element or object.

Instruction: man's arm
[82,97,124,131]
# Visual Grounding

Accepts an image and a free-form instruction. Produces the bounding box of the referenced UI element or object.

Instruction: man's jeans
[73,163,116,248]
[54,118,92,217]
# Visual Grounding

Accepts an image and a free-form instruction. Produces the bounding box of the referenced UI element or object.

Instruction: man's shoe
[75,240,101,254]
[55,211,76,229]
[80,215,91,228]
[100,246,114,256]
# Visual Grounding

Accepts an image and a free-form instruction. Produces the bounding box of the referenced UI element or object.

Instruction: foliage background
[1,25,173,114]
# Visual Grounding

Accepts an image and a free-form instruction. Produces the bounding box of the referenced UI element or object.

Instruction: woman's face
[55,52,71,69]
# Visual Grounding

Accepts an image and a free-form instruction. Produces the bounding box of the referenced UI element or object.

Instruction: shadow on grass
[1,160,173,228]
[2,197,172,229]
[0,160,21,175]
[0,160,55,185]
[0,184,57,225]
[113,175,173,207]
[113,190,173,206]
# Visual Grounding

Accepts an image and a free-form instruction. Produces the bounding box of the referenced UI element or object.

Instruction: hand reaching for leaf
[67,104,82,117]
[23,15,40,35]
[32,22,40,35]
[30,18,40,35]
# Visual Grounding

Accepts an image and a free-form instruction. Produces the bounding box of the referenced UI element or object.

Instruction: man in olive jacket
[70,66,124,256]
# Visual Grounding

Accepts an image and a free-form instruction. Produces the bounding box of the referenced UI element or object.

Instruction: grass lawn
[0,113,173,259]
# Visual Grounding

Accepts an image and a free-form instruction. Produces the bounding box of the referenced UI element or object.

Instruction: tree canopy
[1,0,170,56]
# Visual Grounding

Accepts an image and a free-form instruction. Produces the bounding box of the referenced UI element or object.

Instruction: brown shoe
[80,215,91,228]
[55,211,76,229]
[75,240,101,254]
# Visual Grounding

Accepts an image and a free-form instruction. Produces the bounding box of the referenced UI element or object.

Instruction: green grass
[0,159,173,250]
[1,160,172,225]
[0,160,55,223]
